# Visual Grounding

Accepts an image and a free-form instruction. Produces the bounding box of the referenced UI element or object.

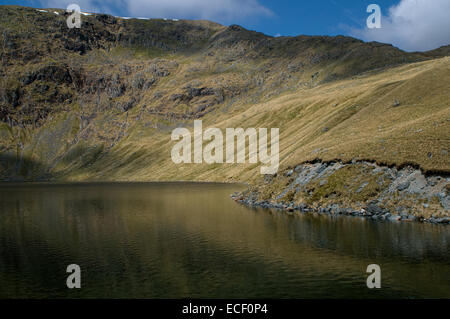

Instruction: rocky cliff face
[1,5,444,129]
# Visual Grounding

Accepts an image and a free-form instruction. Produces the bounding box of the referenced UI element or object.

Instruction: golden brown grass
[39,56,450,182]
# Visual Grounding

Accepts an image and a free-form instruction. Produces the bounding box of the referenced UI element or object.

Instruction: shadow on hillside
[0,142,142,182]
[0,153,53,182]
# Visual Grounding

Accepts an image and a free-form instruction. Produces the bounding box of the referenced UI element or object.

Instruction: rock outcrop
[234,161,449,224]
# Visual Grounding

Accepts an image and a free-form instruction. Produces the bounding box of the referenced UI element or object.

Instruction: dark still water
[0,182,449,299]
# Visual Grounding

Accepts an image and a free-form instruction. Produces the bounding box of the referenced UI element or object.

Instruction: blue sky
[1,0,449,51]
[247,0,399,38]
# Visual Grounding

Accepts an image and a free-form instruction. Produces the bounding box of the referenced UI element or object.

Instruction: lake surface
[0,182,449,298]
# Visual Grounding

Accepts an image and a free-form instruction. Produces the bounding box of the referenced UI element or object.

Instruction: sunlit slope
[0,6,449,182]
[30,56,448,182]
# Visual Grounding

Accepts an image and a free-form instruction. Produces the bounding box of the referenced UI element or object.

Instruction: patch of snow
[53,11,59,15]
[112,16,179,21]
[80,12,92,16]
[37,9,47,13]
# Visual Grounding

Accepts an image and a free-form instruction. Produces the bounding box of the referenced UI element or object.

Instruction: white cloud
[129,0,272,21]
[39,0,110,13]
[38,0,272,21]
[351,0,450,52]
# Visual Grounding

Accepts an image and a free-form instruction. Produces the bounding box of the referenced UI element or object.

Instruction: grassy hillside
[42,56,449,183]
[0,5,449,187]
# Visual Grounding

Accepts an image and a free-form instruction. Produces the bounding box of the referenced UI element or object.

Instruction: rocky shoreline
[232,161,449,225]
[231,194,450,224]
